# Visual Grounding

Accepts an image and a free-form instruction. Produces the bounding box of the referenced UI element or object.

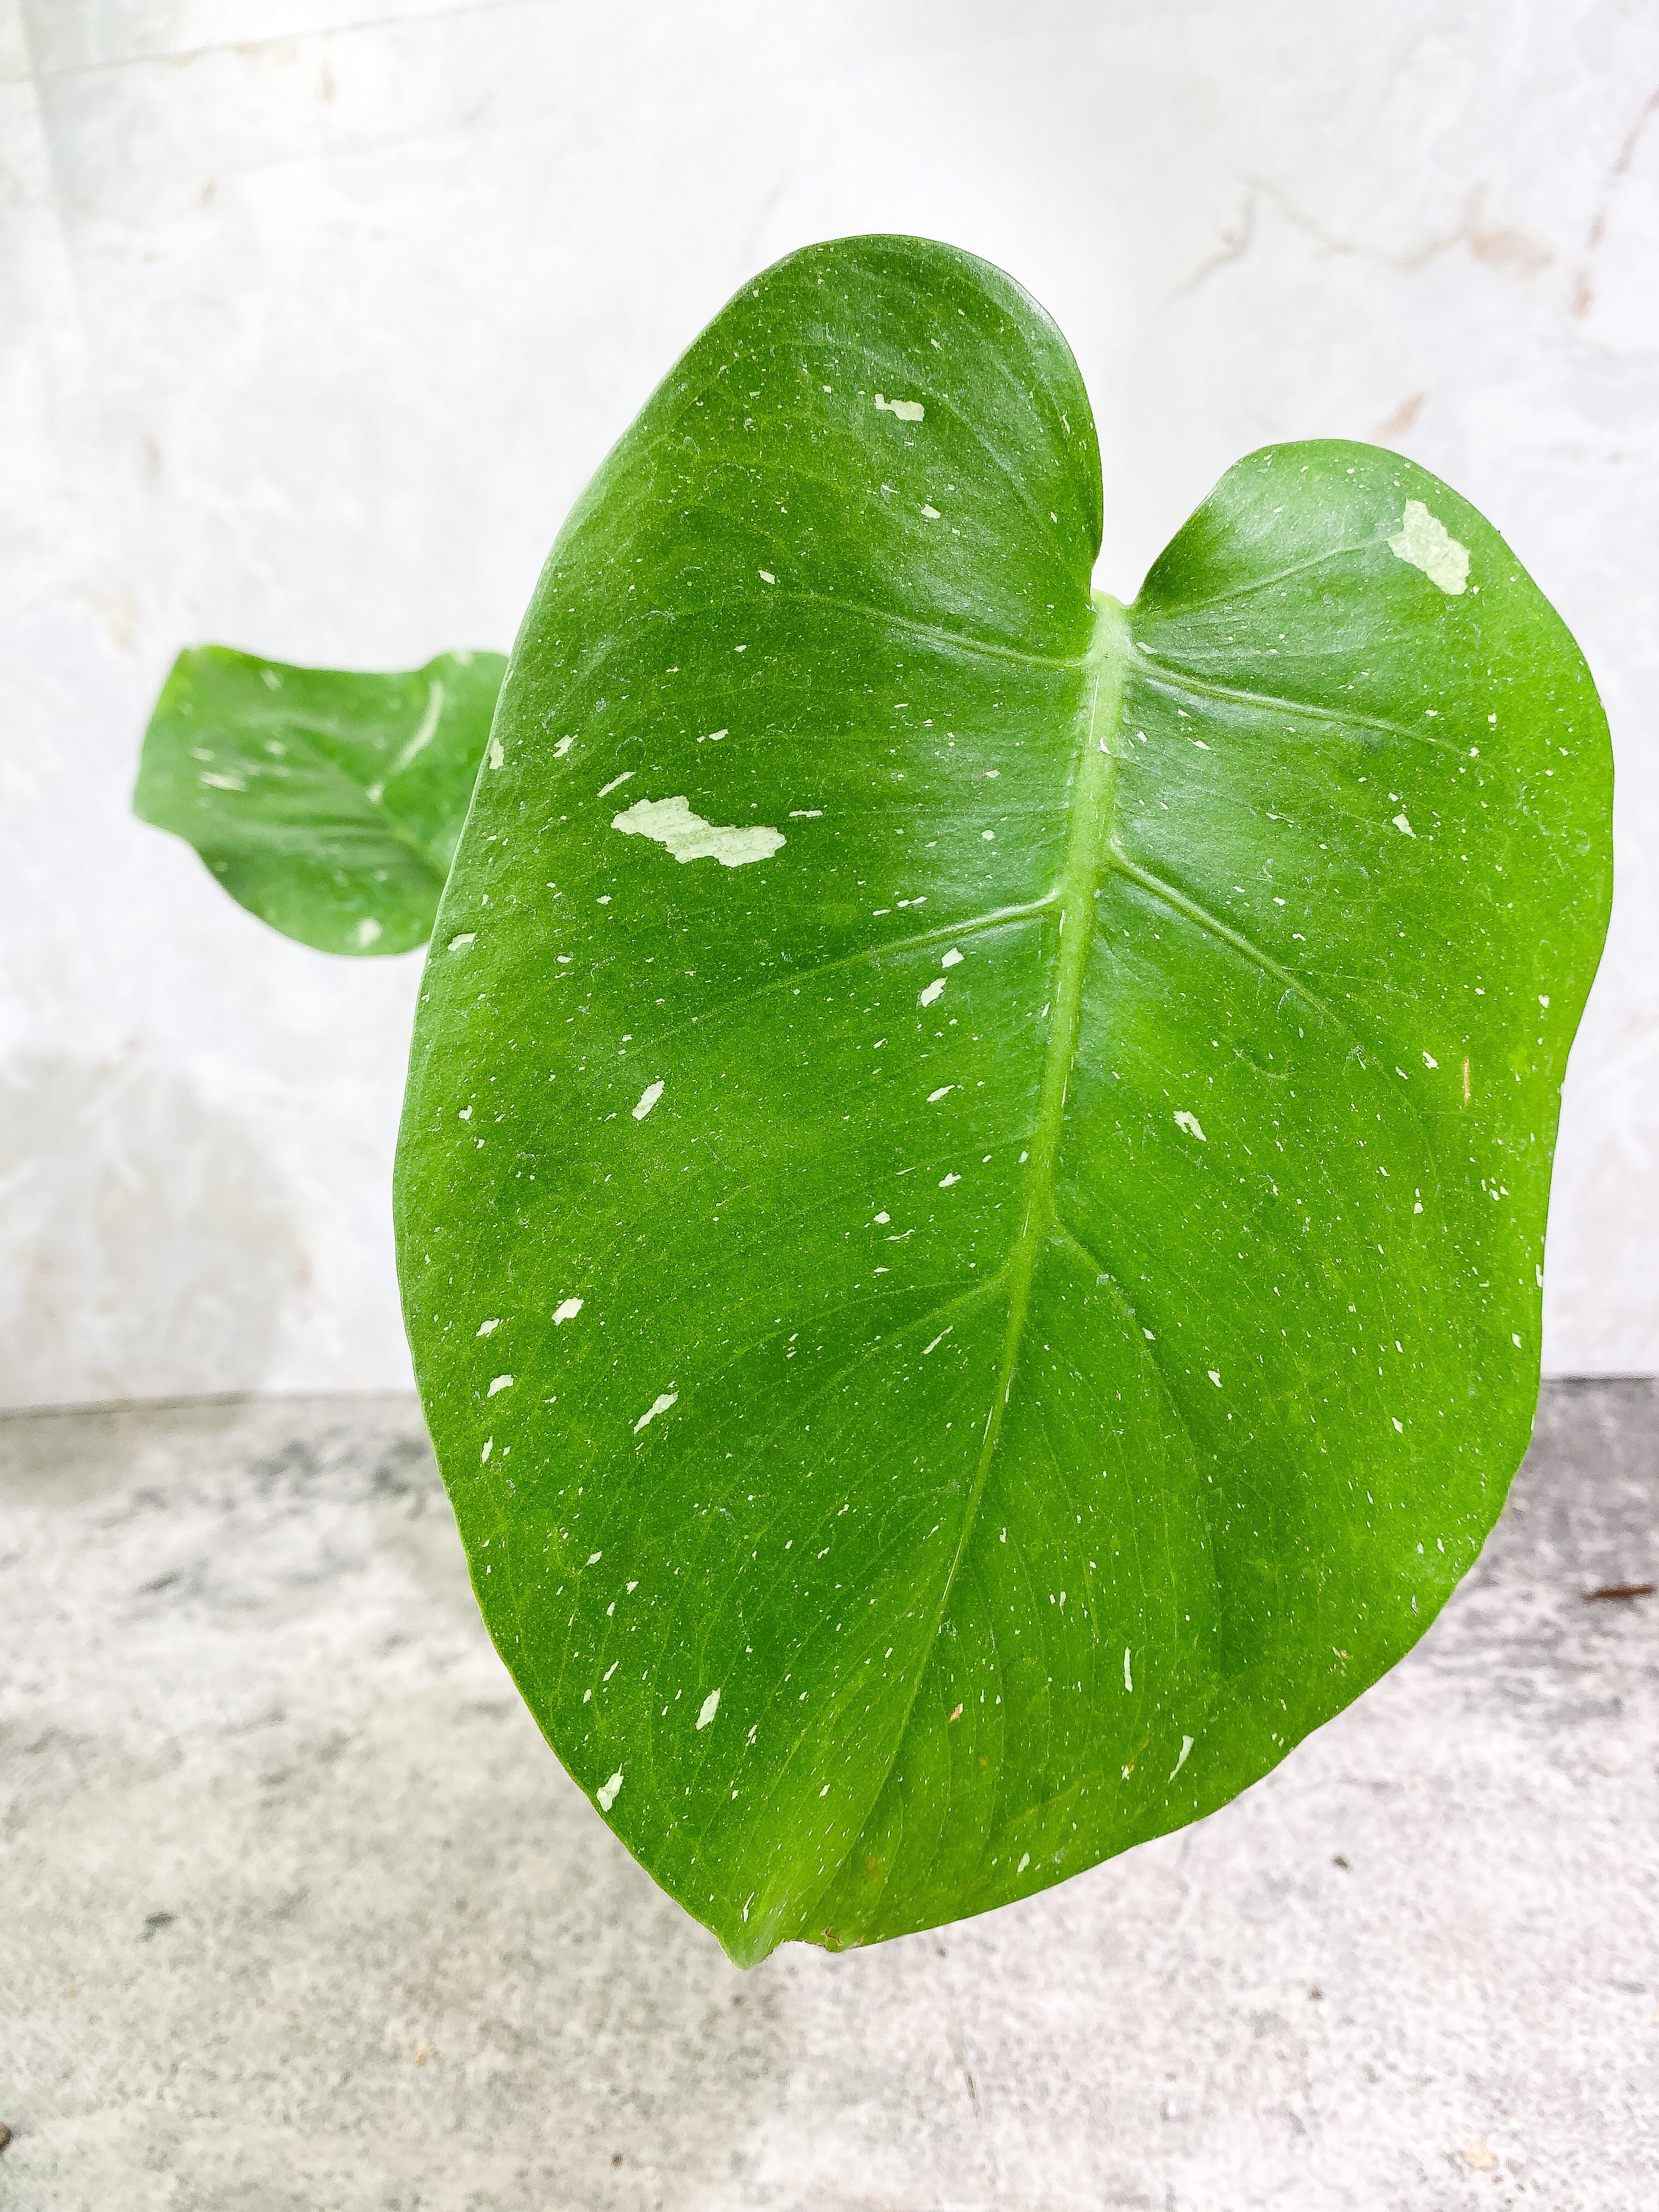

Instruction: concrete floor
[1,1383,1654,2212]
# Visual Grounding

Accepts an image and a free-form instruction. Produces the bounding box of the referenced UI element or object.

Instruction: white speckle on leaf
[487,1374,513,1396]
[352,918,382,948]
[928,1086,953,1103]
[587,1551,602,1564]
[1174,1110,1206,1141]
[1392,812,1415,837]
[1208,1370,1222,1387]
[634,1391,678,1434]
[487,735,505,769]
[1387,500,1469,594]
[598,771,634,798]
[597,1771,623,1812]
[1169,1734,1194,1781]
[448,933,475,951]
[939,1172,960,1188]
[633,1081,664,1120]
[476,1318,499,1336]
[554,1297,583,1324]
[874,394,925,422]
[923,1328,952,1356]
[553,735,576,758]
[941,947,964,968]
[788,808,822,819]
[1017,1853,1031,1874]
[481,1438,492,1462]
[382,680,445,792]
[1124,1647,1133,1692]
[697,1688,721,1730]
[918,978,946,1006]
[1422,1051,1438,1069]
[873,1211,890,1224]
[759,570,775,583]
[613,794,785,867]
[921,504,941,520]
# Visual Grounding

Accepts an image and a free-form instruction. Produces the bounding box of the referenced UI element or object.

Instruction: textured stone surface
[2,0,1656,1404]
[2,1380,1654,2209]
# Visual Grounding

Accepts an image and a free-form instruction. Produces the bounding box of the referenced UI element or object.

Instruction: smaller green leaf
[134,646,507,955]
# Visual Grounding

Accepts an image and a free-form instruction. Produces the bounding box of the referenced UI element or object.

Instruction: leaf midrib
[237,716,452,881]
[963,591,1129,1545]
[791,591,1128,1937]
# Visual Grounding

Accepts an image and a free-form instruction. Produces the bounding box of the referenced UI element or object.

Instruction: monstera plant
[136,235,1612,1966]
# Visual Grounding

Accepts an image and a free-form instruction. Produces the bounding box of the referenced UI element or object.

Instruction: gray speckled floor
[1,1381,1654,2212]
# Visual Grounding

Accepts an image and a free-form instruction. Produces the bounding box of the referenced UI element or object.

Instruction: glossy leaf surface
[135,646,506,954]
[395,237,1611,1963]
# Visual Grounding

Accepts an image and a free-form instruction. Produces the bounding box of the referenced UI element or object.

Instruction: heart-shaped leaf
[394,236,1611,1963]
[135,646,506,954]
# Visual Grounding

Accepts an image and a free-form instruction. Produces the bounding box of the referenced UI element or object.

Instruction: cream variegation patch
[1387,500,1469,594]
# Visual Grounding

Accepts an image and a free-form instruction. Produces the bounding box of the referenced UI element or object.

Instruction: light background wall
[2,0,1655,1408]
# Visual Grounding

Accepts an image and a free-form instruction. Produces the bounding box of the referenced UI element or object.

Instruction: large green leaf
[394,236,1611,1964]
[134,646,507,954]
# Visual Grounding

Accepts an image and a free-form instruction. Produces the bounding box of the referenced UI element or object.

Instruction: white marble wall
[3,0,1654,1404]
